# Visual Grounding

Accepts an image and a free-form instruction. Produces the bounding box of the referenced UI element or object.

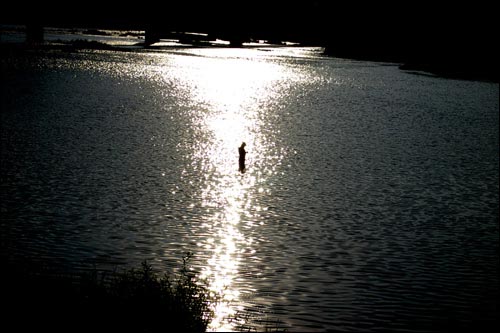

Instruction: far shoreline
[1,38,498,84]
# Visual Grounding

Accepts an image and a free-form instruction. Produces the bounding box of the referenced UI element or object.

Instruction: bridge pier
[144,28,160,46]
[26,24,44,44]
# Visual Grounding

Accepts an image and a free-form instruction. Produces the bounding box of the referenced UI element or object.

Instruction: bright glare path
[199,175,256,331]
[159,49,303,331]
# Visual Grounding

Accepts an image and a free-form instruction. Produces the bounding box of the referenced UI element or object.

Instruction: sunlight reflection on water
[160,49,305,331]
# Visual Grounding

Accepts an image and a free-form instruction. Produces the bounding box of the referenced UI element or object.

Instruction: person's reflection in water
[238,142,246,173]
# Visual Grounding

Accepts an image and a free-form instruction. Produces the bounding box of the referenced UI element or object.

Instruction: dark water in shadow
[1,48,498,331]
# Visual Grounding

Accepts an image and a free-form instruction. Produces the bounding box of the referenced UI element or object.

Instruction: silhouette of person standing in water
[238,142,246,172]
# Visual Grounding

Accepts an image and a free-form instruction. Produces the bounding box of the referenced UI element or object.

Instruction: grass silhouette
[3,253,219,332]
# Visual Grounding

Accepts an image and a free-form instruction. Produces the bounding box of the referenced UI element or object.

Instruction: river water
[1,45,498,332]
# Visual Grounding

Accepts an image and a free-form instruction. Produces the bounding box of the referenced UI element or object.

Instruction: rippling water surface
[1,46,498,331]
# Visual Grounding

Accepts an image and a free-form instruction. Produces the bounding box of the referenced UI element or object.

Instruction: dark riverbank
[1,255,217,333]
[323,43,498,83]
[398,60,499,83]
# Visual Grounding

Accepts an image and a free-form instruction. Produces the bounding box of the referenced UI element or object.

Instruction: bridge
[20,1,330,47]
